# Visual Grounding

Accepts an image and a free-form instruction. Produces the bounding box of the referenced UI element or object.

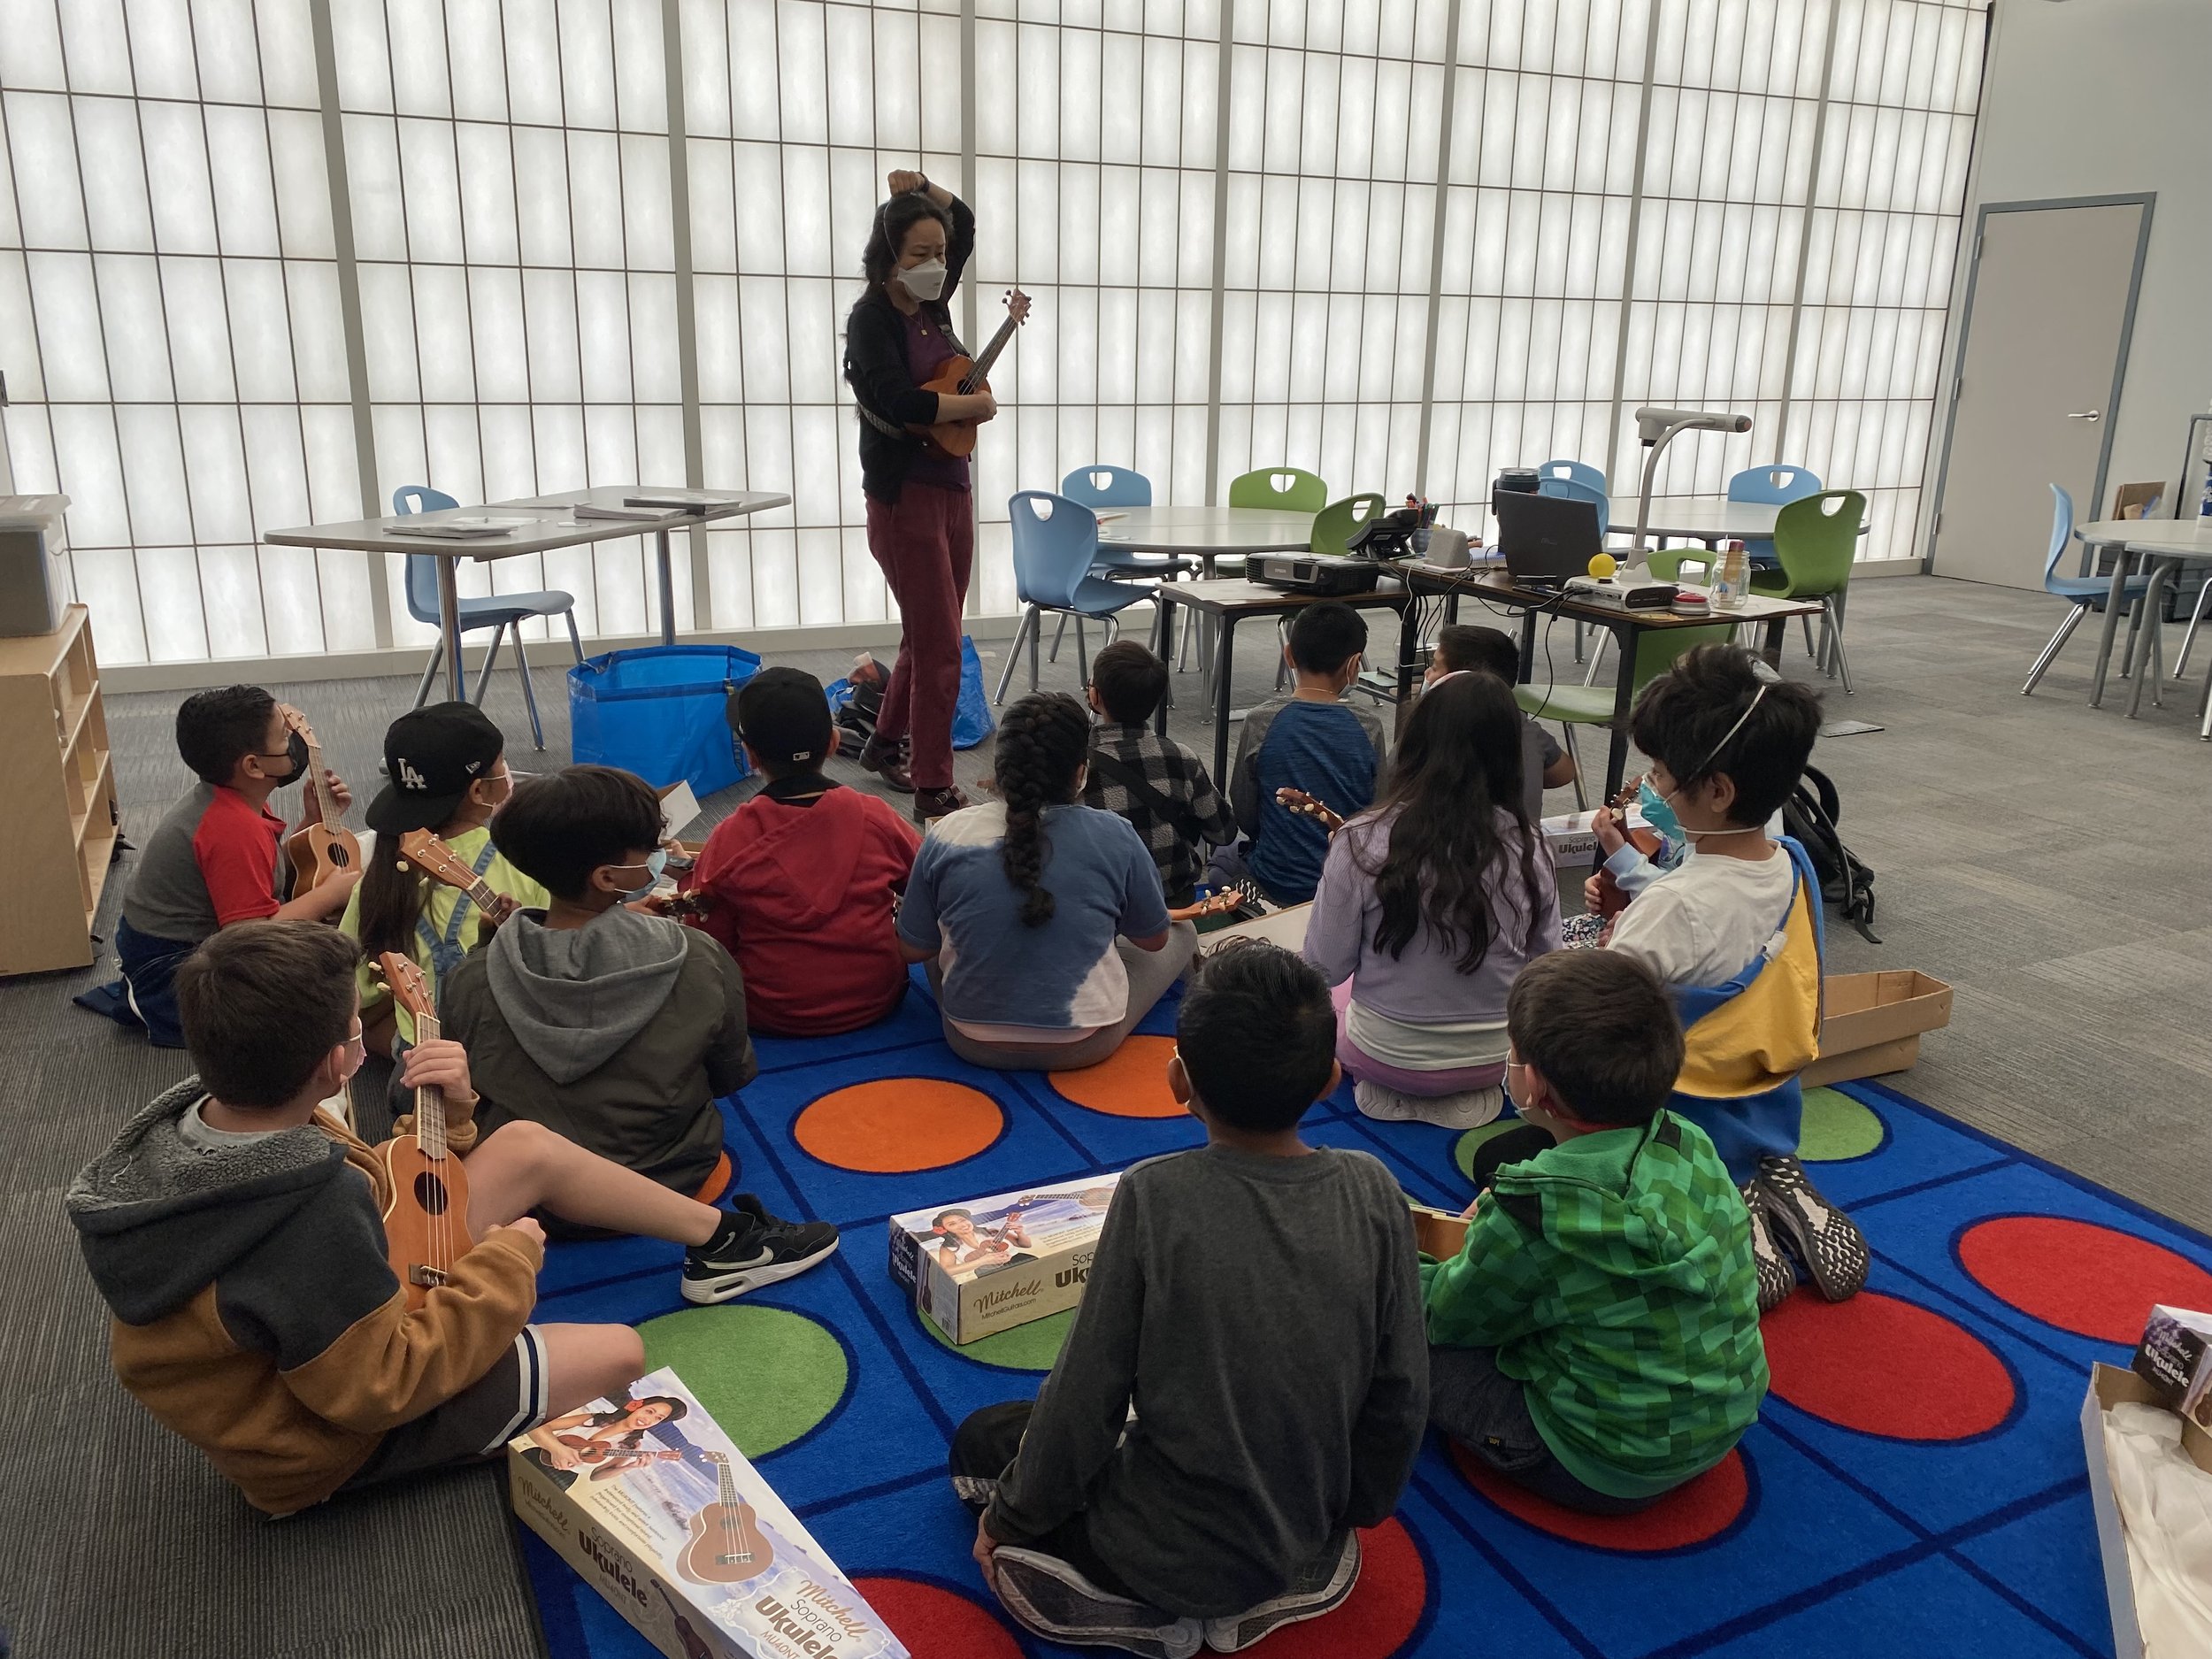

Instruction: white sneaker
[1202,1532,1361,1652]
[1355,1079,1503,1131]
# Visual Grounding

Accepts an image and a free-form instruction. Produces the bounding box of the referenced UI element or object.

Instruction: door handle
[2066,410,2102,422]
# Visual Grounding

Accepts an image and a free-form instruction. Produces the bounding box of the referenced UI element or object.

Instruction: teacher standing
[844,170,1025,823]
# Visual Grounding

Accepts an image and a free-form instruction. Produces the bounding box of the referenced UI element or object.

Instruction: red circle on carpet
[1049,1035,1186,1118]
[1958,1216,2212,1344]
[1451,1442,1747,1551]
[1235,1518,1425,1659]
[794,1079,1002,1172]
[851,1578,1022,1659]
[1763,1288,2015,1439]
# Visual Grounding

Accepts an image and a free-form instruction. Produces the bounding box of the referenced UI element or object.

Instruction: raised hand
[886,169,927,197]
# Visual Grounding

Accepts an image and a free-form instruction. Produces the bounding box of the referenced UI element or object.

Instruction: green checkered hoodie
[1421,1111,1768,1499]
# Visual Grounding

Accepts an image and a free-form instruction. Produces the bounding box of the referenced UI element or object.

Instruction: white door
[1932,201,2147,588]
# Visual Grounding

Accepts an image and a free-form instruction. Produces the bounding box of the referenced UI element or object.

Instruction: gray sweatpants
[929,923,1197,1071]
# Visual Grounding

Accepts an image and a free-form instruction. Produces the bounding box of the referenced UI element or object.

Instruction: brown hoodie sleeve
[217,1172,543,1435]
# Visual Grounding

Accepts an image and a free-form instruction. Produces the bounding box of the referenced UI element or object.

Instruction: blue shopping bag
[951,634,995,750]
[568,644,762,798]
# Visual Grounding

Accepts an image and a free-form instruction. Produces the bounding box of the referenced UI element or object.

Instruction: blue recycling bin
[568,644,761,798]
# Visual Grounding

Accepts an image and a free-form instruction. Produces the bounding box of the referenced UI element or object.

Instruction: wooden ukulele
[373,953,473,1309]
[1167,888,1246,925]
[910,288,1032,458]
[1274,787,1345,834]
[280,706,360,893]
[678,1453,776,1586]
[394,828,521,926]
[1590,776,1663,921]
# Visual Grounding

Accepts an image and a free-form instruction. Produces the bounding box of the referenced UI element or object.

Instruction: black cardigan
[843,193,977,504]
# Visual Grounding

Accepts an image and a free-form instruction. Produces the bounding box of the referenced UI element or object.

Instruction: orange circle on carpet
[1237,1518,1426,1659]
[1763,1289,2015,1440]
[851,1577,1022,1659]
[1452,1442,1748,1551]
[793,1079,1003,1172]
[1958,1215,2212,1344]
[1048,1035,1186,1118]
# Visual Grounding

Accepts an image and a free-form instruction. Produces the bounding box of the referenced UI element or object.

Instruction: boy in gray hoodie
[442,765,757,1213]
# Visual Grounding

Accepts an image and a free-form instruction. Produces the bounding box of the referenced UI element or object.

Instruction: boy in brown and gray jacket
[65,920,837,1516]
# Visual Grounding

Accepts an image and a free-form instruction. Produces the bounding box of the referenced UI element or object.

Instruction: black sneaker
[1755,1155,1868,1303]
[681,1199,840,1304]
[989,1549,1202,1659]
[858,733,915,793]
[1742,1181,1798,1315]
[1202,1532,1359,1652]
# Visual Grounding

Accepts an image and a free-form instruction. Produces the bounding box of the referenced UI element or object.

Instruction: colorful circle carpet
[521,969,2201,1659]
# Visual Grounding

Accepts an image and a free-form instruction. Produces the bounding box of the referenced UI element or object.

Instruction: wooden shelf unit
[0,605,119,974]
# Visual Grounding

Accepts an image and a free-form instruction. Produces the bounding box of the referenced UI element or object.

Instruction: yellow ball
[1587,552,1617,580]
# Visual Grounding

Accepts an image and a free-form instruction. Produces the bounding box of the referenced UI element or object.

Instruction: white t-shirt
[1607,843,1796,988]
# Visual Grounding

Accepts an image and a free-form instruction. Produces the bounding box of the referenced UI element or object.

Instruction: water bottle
[1710,543,1748,611]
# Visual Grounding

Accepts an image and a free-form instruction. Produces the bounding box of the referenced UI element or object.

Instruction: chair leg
[2023,604,2086,695]
[1029,605,1043,692]
[564,609,584,664]
[1048,611,1070,664]
[472,626,504,704]
[994,608,1036,704]
[1799,612,1817,664]
[513,623,547,749]
[1582,632,1609,685]
[1560,723,1588,811]
[2174,577,2212,679]
[412,641,443,710]
[2119,589,2145,680]
[1073,616,1089,685]
[1824,597,1853,695]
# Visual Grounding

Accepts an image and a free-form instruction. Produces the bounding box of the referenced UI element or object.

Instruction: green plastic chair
[1516,623,1736,808]
[1228,467,1329,513]
[1749,489,1865,694]
[1310,493,1387,556]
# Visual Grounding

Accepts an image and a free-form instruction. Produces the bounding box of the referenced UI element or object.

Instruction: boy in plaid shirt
[1424,950,1767,1514]
[1081,641,1238,907]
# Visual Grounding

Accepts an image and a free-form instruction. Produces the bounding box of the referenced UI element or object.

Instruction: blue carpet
[518,966,2195,1659]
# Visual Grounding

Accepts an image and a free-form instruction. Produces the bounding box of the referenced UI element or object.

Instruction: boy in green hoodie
[1423,949,1767,1514]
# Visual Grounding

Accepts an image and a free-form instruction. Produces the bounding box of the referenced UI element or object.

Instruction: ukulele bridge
[407,1264,450,1290]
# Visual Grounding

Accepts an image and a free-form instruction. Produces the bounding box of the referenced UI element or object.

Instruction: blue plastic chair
[1537,458,1607,495]
[1728,465,1824,566]
[1536,473,1610,538]
[2024,483,2156,697]
[997,492,1157,703]
[1052,465,1194,664]
[394,485,584,749]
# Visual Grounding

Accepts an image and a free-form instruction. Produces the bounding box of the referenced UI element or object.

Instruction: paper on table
[658,779,702,838]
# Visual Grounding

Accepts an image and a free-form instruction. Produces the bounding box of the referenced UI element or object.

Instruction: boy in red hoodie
[683,667,922,1035]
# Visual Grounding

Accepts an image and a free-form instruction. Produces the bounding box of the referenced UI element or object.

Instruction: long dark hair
[355,838,430,964]
[861,191,951,289]
[1356,672,1546,972]
[995,693,1091,926]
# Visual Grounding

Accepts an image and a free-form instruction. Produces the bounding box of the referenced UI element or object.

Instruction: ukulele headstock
[278,703,320,749]
[396,829,479,891]
[1004,288,1032,326]
[375,951,435,1024]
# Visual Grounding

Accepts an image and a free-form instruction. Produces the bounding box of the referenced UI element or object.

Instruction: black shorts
[340,1326,552,1493]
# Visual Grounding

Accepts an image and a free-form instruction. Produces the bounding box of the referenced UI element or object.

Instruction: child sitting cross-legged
[899,692,1194,1071]
[64,920,837,1517]
[1305,671,1560,1130]
[1604,643,1865,1312]
[441,765,766,1215]
[1080,640,1239,909]
[951,941,1426,1657]
[680,666,922,1036]
[1221,601,1388,905]
[1425,949,1768,1514]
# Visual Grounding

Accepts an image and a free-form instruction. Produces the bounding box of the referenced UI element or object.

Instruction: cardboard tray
[2081,1362,2212,1659]
[1801,971,1953,1087]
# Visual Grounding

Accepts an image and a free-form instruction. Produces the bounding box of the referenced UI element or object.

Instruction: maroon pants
[866,482,974,791]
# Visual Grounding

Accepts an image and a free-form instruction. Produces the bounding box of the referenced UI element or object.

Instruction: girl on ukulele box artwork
[933,1205,1037,1277]
[521,1393,690,1490]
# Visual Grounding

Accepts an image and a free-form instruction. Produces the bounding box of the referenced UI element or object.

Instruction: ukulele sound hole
[327,842,351,867]
[412,1171,450,1217]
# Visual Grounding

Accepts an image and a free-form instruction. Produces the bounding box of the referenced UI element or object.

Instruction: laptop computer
[1494,491,1602,587]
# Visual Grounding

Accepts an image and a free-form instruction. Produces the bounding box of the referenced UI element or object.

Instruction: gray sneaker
[1756,1155,1869,1303]
[1742,1181,1798,1314]
[989,1548,1202,1659]
[1202,1531,1360,1653]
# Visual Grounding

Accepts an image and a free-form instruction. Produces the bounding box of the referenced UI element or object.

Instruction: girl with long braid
[897,693,1195,1070]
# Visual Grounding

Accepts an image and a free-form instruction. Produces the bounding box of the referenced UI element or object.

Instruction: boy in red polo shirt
[77,685,357,1047]
[680,667,921,1035]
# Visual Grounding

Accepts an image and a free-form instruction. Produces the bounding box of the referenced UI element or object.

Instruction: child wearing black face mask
[75,684,358,1048]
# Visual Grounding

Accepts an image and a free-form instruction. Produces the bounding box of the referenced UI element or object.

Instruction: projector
[1564,575,1679,609]
[1249,553,1381,596]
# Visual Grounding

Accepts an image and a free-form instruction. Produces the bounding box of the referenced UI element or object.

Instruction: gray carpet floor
[3,572,2205,1655]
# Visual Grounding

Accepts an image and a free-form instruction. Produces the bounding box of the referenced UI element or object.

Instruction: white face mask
[896,259,948,302]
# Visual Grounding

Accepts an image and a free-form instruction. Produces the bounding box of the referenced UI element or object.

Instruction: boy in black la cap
[341,702,547,1056]
[680,666,923,1035]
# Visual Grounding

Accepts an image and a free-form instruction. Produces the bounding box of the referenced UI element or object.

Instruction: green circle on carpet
[637,1305,847,1457]
[1454,1120,1527,1182]
[919,1305,1074,1371]
[1800,1087,1886,1162]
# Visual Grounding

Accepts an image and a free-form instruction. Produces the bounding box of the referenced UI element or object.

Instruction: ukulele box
[508,1366,910,1659]
[887,1171,1122,1345]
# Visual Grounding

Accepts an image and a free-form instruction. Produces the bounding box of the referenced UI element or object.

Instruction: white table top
[265,486,789,557]
[1096,505,1316,555]
[1603,496,1870,541]
[2076,518,2212,556]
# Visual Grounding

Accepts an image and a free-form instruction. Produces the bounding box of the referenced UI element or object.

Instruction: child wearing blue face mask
[1599,645,1868,1317]
[440,765,761,1217]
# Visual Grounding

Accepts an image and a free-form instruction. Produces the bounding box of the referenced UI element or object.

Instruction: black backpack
[1783,762,1879,943]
